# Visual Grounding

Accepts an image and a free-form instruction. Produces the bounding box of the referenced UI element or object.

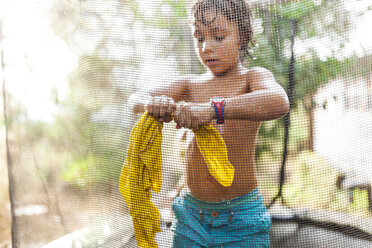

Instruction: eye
[197,37,205,42]
[215,36,225,41]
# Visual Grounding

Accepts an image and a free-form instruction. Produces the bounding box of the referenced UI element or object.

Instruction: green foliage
[288,102,309,148]
[283,150,338,209]
[51,44,133,190]
[250,0,359,162]
[164,0,188,19]
[256,119,284,161]
[125,0,188,29]
[350,188,370,213]
[256,102,309,161]
[62,156,92,189]
[295,54,340,98]
[253,38,363,212]
[267,150,371,214]
[269,0,317,20]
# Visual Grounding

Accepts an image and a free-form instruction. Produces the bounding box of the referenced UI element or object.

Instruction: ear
[238,35,245,51]
[239,34,250,52]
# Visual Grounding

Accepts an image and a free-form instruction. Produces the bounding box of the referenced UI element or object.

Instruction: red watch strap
[212,100,225,124]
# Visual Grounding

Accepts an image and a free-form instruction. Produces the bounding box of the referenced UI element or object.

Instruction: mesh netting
[1,0,372,247]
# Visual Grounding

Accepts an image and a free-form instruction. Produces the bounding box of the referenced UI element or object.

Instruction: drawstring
[228,210,234,222]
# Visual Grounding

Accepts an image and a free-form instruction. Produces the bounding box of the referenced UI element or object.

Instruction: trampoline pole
[269,19,297,208]
[1,20,19,247]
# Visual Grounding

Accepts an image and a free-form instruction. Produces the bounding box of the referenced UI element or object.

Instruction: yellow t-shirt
[119,112,234,248]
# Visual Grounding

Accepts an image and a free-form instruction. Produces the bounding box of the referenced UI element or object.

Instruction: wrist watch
[210,96,226,124]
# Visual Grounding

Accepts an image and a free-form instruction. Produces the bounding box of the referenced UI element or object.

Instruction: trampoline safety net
[1,0,372,247]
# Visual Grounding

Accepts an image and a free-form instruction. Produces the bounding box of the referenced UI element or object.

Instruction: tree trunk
[304,93,315,151]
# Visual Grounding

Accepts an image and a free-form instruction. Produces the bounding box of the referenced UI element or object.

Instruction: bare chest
[188,78,249,103]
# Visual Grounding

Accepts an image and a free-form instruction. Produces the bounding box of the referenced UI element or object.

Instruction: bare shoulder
[187,72,212,85]
[245,66,280,91]
[149,74,195,102]
[245,66,275,83]
[172,73,210,88]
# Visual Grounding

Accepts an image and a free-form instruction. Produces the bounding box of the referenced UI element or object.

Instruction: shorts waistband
[184,188,261,211]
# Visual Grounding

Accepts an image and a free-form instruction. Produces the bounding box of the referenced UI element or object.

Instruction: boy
[129,0,289,247]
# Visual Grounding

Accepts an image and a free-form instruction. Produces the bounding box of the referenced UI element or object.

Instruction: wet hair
[191,0,254,58]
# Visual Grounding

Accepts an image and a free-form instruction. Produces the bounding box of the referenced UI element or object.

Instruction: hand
[173,103,214,131]
[146,95,176,122]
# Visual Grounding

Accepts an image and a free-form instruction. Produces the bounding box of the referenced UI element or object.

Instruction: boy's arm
[128,78,189,119]
[224,67,289,121]
[173,67,289,130]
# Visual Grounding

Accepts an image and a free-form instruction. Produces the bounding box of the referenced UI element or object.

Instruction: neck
[212,62,244,78]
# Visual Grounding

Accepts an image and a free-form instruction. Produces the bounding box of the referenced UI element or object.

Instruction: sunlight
[0,0,371,124]
[1,0,76,123]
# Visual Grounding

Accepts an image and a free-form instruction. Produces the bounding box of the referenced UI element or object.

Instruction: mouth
[205,59,218,65]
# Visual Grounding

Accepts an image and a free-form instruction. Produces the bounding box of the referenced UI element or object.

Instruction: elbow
[279,95,290,117]
[267,93,290,120]
[275,87,290,116]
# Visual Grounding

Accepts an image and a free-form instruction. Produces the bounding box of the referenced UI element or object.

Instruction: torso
[184,69,261,202]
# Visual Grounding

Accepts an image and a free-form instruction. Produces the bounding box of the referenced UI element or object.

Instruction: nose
[201,39,213,53]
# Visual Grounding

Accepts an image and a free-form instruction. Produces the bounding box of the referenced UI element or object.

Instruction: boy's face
[194,9,241,77]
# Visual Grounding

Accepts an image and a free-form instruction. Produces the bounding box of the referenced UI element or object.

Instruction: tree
[245,0,359,206]
[50,0,191,192]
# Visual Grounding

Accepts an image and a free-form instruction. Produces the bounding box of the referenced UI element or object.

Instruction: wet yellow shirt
[119,112,234,248]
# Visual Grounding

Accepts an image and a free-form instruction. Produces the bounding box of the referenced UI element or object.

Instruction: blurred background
[1,0,372,247]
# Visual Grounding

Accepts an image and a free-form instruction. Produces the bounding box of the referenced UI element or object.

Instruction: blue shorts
[171,188,271,248]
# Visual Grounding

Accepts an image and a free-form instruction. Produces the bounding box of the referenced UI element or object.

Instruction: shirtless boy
[130,0,289,247]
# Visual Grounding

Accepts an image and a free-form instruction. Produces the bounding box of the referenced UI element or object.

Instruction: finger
[184,111,192,129]
[146,98,154,115]
[173,107,180,126]
[191,119,199,131]
[176,104,186,127]
[167,98,176,115]
[159,96,167,117]
[156,96,164,118]
[184,105,193,129]
[180,104,189,128]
